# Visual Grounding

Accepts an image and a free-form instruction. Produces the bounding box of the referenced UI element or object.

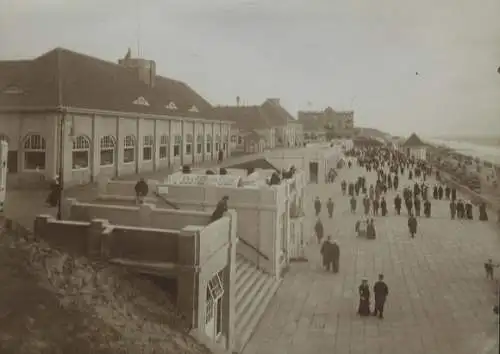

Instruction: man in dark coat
[46,176,62,207]
[433,185,438,199]
[438,185,444,200]
[456,200,465,219]
[327,198,335,218]
[372,274,389,319]
[424,199,431,217]
[451,188,457,201]
[331,240,340,273]
[414,197,421,217]
[363,196,370,215]
[465,201,473,220]
[449,200,456,220]
[315,219,324,243]
[320,236,333,271]
[380,197,387,216]
[479,203,488,221]
[134,178,149,204]
[314,197,322,216]
[445,186,451,199]
[394,194,402,215]
[372,198,380,216]
[408,214,417,238]
[405,197,413,216]
[350,196,357,214]
[341,180,347,195]
[211,196,229,222]
[413,183,420,199]
[393,175,399,190]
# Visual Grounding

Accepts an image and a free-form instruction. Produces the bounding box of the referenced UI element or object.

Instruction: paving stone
[243,163,500,354]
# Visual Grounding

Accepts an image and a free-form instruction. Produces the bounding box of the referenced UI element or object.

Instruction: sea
[423,137,500,166]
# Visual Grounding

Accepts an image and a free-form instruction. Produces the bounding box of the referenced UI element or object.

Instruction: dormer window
[165,101,177,110]
[133,96,150,106]
[189,105,199,113]
[2,85,23,94]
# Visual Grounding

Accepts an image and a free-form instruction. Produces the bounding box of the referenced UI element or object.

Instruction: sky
[1,0,499,136]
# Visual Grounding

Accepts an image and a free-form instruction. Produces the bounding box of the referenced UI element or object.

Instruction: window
[173,135,181,157]
[123,135,136,163]
[132,96,150,106]
[189,105,199,113]
[23,134,46,170]
[143,135,153,161]
[205,272,224,325]
[100,135,116,166]
[165,101,177,110]
[196,135,203,154]
[159,134,169,160]
[231,135,237,143]
[185,133,193,155]
[206,135,212,153]
[237,136,243,144]
[72,135,90,169]
[215,134,221,152]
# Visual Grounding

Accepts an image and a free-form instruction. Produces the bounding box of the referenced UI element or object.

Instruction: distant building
[298,106,354,141]
[213,98,303,154]
[401,133,427,160]
[0,48,233,187]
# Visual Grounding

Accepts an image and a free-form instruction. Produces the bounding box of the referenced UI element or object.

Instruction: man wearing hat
[373,274,389,319]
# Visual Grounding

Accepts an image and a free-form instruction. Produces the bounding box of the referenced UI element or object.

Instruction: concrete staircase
[234,254,282,353]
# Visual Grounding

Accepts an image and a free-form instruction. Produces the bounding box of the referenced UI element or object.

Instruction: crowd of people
[313,144,496,319]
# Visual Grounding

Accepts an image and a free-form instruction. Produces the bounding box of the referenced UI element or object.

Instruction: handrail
[154,192,180,210]
[238,238,269,260]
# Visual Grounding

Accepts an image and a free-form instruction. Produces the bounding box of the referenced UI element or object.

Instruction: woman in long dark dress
[357,279,371,316]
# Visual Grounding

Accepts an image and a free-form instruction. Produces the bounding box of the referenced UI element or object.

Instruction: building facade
[298,106,355,141]
[0,48,233,187]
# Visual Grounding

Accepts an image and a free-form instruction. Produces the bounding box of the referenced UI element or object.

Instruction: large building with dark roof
[213,98,303,154]
[297,106,355,141]
[0,48,233,186]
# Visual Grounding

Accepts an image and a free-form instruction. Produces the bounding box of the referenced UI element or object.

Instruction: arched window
[185,133,193,155]
[100,135,116,166]
[23,133,46,170]
[206,135,212,153]
[72,135,91,169]
[142,135,154,161]
[123,135,136,163]
[159,134,169,160]
[196,135,203,154]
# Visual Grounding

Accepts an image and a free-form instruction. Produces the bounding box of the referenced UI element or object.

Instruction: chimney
[236,96,240,107]
[118,55,156,88]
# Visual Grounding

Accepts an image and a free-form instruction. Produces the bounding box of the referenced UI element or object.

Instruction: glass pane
[100,149,114,166]
[24,151,46,170]
[159,146,167,159]
[173,145,180,157]
[186,144,192,155]
[197,143,202,154]
[143,146,152,161]
[72,150,89,169]
[124,147,135,163]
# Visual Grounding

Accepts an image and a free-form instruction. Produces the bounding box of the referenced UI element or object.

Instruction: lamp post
[56,108,65,220]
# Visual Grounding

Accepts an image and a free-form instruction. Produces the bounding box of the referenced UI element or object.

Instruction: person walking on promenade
[433,185,438,200]
[424,199,431,217]
[465,200,473,220]
[380,197,388,216]
[341,180,347,196]
[134,178,149,204]
[451,187,457,201]
[457,199,465,219]
[350,196,357,214]
[394,194,402,215]
[363,196,370,215]
[314,197,322,216]
[449,200,456,220]
[320,236,333,271]
[479,202,489,221]
[372,274,389,319]
[484,259,498,280]
[408,214,417,238]
[331,240,340,273]
[357,279,371,316]
[414,196,421,217]
[367,219,376,240]
[327,198,335,218]
[393,174,399,190]
[372,198,380,216]
[445,185,451,199]
[438,185,444,200]
[315,218,324,244]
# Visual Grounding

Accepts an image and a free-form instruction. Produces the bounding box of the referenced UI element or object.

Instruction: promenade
[243,162,500,354]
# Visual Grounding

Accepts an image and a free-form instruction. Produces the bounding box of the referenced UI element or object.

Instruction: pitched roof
[0,48,222,120]
[402,133,425,147]
[260,99,299,126]
[212,106,272,131]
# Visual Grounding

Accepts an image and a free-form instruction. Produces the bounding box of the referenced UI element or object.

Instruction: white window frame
[142,135,154,161]
[72,135,91,170]
[159,134,169,160]
[100,135,116,166]
[205,272,224,326]
[186,133,193,155]
[123,135,136,164]
[206,135,212,153]
[23,133,46,171]
[196,135,203,154]
[215,134,221,152]
[173,135,182,157]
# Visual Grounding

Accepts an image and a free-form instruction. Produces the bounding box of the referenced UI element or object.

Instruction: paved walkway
[244,163,500,354]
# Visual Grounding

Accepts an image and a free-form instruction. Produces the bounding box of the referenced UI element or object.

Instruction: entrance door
[309,162,318,183]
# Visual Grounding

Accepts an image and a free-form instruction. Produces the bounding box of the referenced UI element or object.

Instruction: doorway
[309,162,318,184]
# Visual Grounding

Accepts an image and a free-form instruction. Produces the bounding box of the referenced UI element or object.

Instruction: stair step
[235,273,269,323]
[235,278,282,352]
[235,263,258,296]
[235,256,248,273]
[235,268,264,308]
[236,258,251,277]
